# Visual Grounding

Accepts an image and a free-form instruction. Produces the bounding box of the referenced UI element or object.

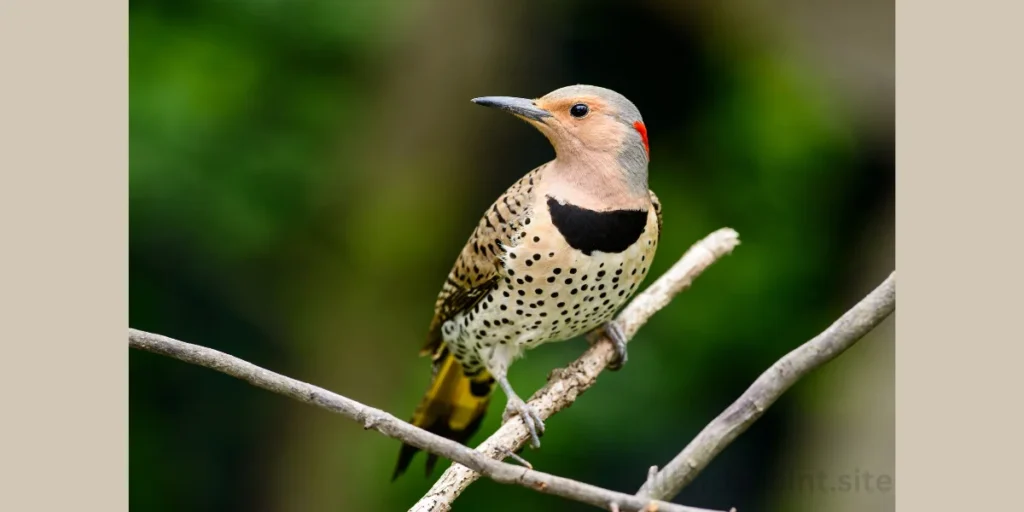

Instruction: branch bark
[129,328,722,512]
[636,271,896,501]
[411,228,742,512]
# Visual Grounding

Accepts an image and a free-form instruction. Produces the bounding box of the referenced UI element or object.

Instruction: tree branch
[411,228,742,512]
[636,271,896,501]
[129,328,722,512]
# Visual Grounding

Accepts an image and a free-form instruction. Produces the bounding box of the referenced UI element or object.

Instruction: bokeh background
[129,0,894,511]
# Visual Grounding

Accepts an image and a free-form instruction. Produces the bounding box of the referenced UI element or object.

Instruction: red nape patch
[633,121,650,158]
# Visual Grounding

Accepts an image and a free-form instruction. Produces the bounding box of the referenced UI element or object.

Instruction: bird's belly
[455,233,656,358]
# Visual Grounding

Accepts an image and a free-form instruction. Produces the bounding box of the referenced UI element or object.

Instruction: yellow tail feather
[393,346,495,479]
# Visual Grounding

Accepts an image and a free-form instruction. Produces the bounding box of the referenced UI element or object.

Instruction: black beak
[471,96,551,122]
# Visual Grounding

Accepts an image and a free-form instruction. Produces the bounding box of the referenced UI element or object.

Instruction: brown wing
[420,164,545,357]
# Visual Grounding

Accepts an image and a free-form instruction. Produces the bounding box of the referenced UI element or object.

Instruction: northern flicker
[393,85,661,479]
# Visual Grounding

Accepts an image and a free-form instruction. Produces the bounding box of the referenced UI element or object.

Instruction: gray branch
[636,272,896,501]
[411,228,743,511]
[129,328,722,512]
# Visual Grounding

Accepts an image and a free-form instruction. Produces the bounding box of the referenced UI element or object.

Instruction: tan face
[471,85,651,198]
[531,94,630,156]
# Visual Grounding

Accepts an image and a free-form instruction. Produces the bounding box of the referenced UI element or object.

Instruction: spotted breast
[446,176,660,374]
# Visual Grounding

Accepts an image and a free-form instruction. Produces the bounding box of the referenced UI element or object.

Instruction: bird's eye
[569,103,589,118]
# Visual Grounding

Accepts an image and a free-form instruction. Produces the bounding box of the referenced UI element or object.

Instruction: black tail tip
[425,453,439,476]
[392,443,419,482]
[392,446,442,482]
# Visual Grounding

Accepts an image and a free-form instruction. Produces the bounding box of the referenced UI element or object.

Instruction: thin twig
[636,272,896,500]
[129,329,720,512]
[411,228,742,512]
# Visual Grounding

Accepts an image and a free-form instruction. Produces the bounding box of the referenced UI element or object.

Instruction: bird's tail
[392,345,495,480]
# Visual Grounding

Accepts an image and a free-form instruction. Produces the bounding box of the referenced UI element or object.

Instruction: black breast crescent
[547,196,648,255]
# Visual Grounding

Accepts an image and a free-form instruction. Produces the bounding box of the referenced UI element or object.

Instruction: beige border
[896,1,1024,511]
[5,0,1021,510]
[0,2,126,511]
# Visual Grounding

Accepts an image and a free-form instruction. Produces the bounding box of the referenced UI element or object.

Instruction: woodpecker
[393,85,661,479]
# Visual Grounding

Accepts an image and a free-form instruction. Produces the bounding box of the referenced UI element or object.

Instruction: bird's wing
[420,165,545,356]
[649,189,663,237]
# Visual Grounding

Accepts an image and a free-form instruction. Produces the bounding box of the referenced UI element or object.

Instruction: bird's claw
[498,447,533,469]
[503,397,545,449]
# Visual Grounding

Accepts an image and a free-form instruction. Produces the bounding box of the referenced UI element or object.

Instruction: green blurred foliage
[130,1,892,511]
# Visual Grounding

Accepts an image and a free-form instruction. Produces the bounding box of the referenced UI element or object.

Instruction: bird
[393,85,661,479]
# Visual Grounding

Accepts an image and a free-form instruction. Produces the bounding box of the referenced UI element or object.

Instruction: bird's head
[472,85,650,195]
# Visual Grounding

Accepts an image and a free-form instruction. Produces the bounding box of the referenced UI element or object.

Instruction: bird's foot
[590,321,628,371]
[502,395,545,449]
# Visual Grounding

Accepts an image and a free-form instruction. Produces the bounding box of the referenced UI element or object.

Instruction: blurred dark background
[129,0,894,511]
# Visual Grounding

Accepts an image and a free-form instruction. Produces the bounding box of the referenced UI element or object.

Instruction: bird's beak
[471,96,551,123]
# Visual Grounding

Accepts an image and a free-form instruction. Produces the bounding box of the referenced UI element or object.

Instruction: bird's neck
[545,152,649,211]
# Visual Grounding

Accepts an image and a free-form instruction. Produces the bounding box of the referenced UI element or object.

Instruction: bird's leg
[588,321,629,371]
[604,321,629,370]
[493,369,545,449]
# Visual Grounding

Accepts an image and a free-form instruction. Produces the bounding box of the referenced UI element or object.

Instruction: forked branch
[130,329,719,512]
[131,229,895,512]
[130,227,741,512]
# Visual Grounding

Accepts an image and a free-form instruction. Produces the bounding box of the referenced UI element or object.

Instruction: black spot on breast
[547,196,647,255]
